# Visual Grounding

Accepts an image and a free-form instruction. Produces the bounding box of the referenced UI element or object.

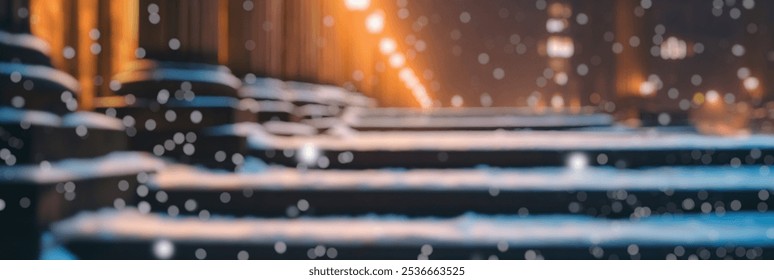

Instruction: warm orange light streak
[110,0,138,88]
[339,0,432,108]
[218,0,229,65]
[29,0,65,68]
[77,0,97,110]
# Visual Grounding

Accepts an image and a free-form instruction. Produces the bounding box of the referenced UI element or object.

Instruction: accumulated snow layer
[251,100,294,113]
[114,67,242,90]
[0,62,80,92]
[262,121,318,136]
[0,152,166,184]
[1,107,123,130]
[302,117,343,130]
[0,106,60,126]
[350,107,594,118]
[239,78,375,107]
[342,107,613,129]
[150,164,774,191]
[247,129,774,151]
[0,30,51,55]
[239,78,287,101]
[61,111,124,130]
[206,122,316,138]
[166,96,239,108]
[52,209,774,247]
[348,115,612,129]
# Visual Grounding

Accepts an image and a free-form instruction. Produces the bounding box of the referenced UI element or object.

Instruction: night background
[2,0,774,260]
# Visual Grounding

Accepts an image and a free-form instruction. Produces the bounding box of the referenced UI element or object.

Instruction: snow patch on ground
[52,208,774,247]
[0,152,166,184]
[247,129,774,152]
[150,164,774,191]
[0,107,61,126]
[62,111,123,130]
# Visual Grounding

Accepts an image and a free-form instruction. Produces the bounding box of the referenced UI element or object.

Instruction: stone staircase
[3,0,774,261]
[41,108,774,259]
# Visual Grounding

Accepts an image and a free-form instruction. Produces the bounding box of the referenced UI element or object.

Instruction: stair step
[342,107,613,131]
[98,97,258,134]
[144,164,774,218]
[1,108,128,164]
[0,31,52,66]
[112,60,241,98]
[0,62,79,115]
[246,130,774,169]
[52,209,774,260]
[0,152,165,259]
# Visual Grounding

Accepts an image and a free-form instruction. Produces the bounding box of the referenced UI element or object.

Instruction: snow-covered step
[1,107,128,164]
[247,130,774,169]
[52,209,774,260]
[342,107,614,131]
[194,122,317,170]
[0,152,166,259]
[294,104,342,120]
[143,164,774,218]
[95,97,258,163]
[97,96,258,134]
[251,100,294,123]
[0,62,80,115]
[112,59,242,98]
[239,77,376,108]
[0,30,53,66]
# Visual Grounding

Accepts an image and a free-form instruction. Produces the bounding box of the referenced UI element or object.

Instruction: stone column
[137,0,218,64]
[106,0,255,170]
[612,0,650,124]
[112,0,240,97]
[569,0,616,112]
[0,0,80,114]
[1,0,133,260]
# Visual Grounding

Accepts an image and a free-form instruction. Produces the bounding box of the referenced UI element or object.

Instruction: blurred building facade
[16,0,774,113]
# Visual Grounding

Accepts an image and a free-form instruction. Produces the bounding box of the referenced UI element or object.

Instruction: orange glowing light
[705,90,721,104]
[550,95,565,109]
[744,77,760,91]
[546,36,574,58]
[365,10,385,34]
[451,95,463,107]
[660,37,687,60]
[388,53,405,68]
[639,81,657,96]
[379,38,397,55]
[345,0,370,11]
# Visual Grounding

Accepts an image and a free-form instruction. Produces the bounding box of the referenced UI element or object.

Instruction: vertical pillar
[106,0,256,170]
[570,0,616,112]
[0,0,80,114]
[113,0,241,98]
[613,0,650,122]
[30,0,138,109]
[222,0,289,94]
[221,0,381,102]
[137,0,218,64]
[0,0,30,33]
